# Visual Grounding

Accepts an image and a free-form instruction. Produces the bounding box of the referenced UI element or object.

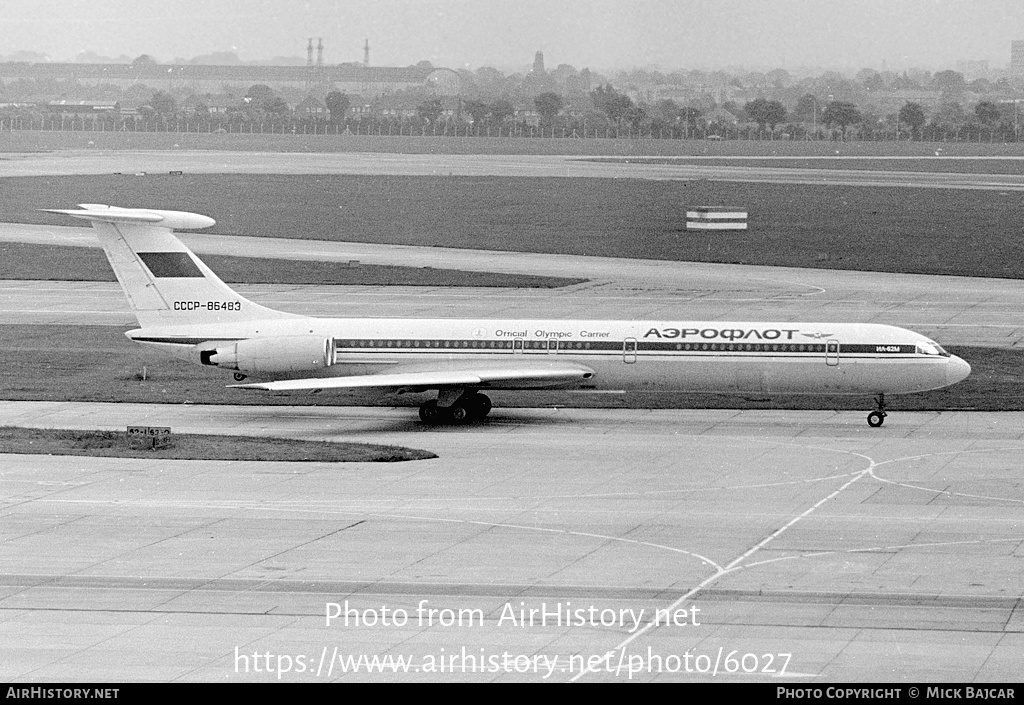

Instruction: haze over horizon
[1,0,1022,73]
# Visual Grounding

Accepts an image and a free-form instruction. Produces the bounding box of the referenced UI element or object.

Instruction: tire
[449,403,472,424]
[468,392,492,419]
[867,411,886,428]
[233,372,247,381]
[419,400,447,425]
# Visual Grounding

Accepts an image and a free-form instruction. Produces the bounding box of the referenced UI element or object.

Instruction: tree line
[5,79,1023,142]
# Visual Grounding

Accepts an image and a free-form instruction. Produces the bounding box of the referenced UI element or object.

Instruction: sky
[2,0,1023,72]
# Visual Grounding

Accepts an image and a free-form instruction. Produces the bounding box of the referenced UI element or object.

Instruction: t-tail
[44,204,299,329]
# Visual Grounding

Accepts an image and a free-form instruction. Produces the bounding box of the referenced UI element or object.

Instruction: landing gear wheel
[233,372,247,382]
[466,392,492,420]
[448,403,472,425]
[419,400,448,425]
[420,392,492,426]
[867,393,888,428]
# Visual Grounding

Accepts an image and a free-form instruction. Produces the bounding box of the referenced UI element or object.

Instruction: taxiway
[0,402,1022,681]
[2,150,1024,190]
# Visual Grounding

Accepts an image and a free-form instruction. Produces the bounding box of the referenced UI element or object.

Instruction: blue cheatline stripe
[330,339,922,355]
[131,336,927,358]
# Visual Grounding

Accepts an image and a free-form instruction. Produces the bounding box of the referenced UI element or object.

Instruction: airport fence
[0,115,1020,144]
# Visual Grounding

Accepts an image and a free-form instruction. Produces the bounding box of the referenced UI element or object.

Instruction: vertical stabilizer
[44,205,298,328]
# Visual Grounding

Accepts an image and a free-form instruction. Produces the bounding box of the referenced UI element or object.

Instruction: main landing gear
[867,393,888,428]
[419,391,492,426]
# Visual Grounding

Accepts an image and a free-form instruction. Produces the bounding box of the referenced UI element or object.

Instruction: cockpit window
[917,341,951,357]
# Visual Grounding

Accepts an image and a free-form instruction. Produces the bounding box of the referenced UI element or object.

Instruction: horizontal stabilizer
[230,365,595,392]
[41,204,216,230]
[45,203,293,327]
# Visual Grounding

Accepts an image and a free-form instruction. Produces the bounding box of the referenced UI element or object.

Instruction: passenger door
[623,338,637,364]
[826,339,839,367]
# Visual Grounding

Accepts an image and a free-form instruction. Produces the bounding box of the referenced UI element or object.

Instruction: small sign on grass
[686,207,748,231]
[127,425,172,449]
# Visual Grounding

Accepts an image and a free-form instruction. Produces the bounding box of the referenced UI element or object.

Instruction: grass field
[10,172,1024,279]
[1,325,1018,412]
[4,130,1024,158]
[0,426,435,462]
[0,241,584,288]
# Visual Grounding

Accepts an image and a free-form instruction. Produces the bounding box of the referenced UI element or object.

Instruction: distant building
[515,104,541,126]
[703,106,738,126]
[0,62,437,99]
[372,93,423,119]
[181,94,238,115]
[424,68,461,96]
[1011,41,1024,75]
[293,95,327,117]
[46,100,118,116]
[532,51,545,75]
[205,96,240,114]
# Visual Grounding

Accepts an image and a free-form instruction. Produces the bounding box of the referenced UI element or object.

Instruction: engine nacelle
[197,336,334,374]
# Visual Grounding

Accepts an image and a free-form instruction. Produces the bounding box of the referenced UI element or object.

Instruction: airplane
[46,204,972,427]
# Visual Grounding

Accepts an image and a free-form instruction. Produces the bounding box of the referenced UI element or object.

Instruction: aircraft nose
[946,355,971,386]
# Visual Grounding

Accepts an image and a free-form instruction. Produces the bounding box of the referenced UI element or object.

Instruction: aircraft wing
[229,365,594,392]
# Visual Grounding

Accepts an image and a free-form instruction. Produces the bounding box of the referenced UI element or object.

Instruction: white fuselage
[130,316,970,396]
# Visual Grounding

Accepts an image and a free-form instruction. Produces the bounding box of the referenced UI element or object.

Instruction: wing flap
[230,365,594,392]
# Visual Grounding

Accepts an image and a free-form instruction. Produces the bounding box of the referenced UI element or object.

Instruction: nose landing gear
[867,394,887,427]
